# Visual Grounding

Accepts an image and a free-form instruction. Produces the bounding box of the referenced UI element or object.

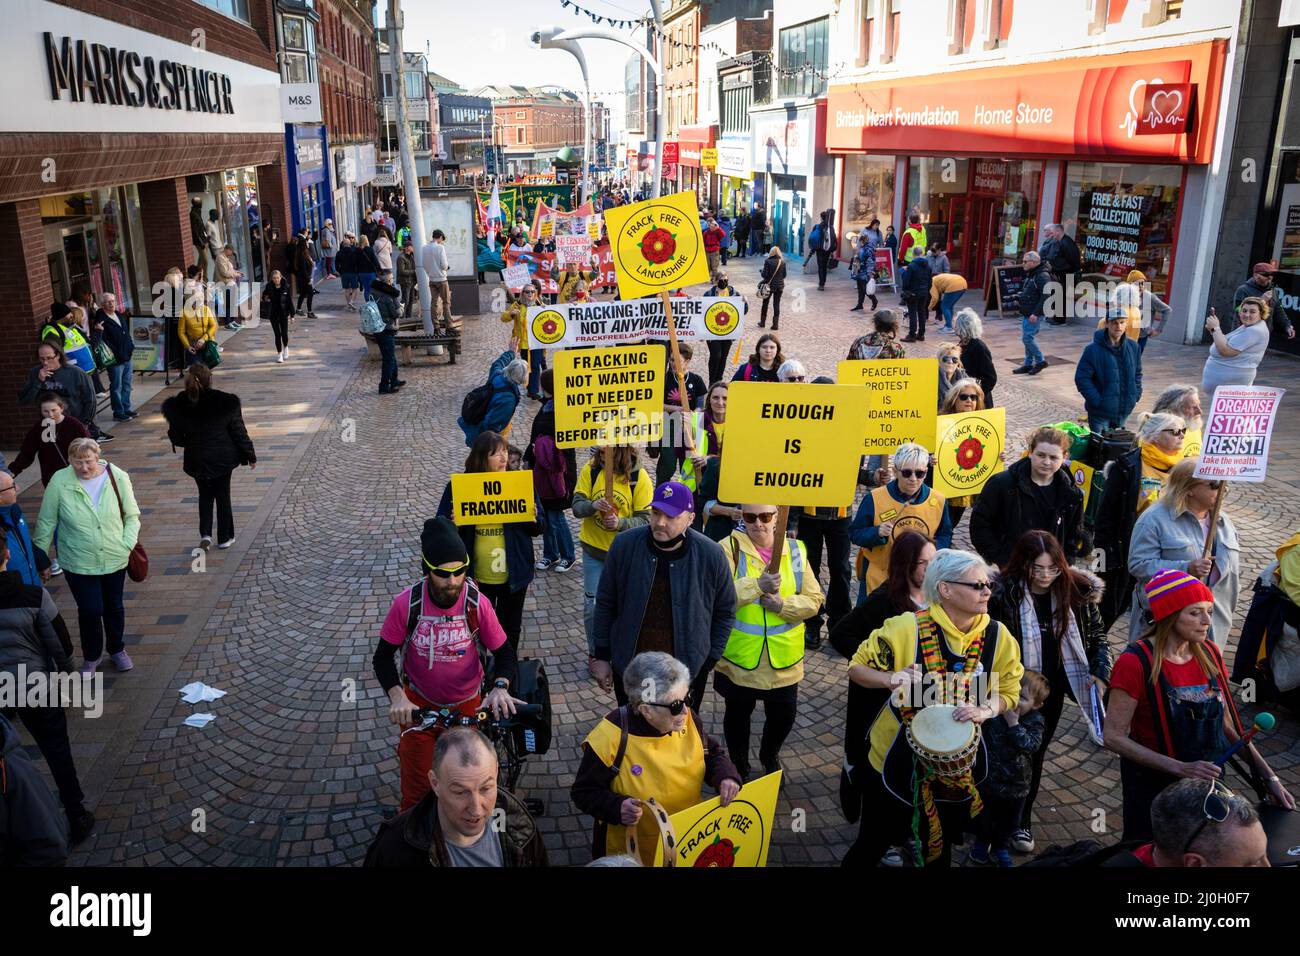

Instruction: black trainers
[97,432,115,443]
[804,630,822,651]
[1027,361,1048,375]
[69,808,96,845]
[1012,365,1033,374]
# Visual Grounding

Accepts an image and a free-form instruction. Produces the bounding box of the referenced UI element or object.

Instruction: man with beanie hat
[372,517,520,811]
[591,481,736,710]
[1104,569,1295,841]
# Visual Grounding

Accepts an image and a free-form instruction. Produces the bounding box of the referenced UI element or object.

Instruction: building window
[857,4,874,68]
[516,127,525,144]
[984,0,1013,49]
[382,73,393,98]
[404,71,424,102]
[947,0,976,55]
[1144,0,1183,24]
[283,15,307,51]
[194,0,250,23]
[721,82,753,135]
[284,53,310,84]
[884,2,901,63]
[778,17,829,99]
[1088,0,1110,35]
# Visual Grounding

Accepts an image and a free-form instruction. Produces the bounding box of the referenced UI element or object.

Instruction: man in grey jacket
[591,481,736,710]
[421,228,452,327]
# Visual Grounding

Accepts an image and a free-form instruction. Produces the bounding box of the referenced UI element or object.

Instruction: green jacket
[33,463,140,576]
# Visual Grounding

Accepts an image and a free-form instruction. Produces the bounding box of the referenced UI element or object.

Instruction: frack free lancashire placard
[601,190,712,298]
[448,471,537,526]
[718,382,869,508]
[932,407,1006,499]
[652,770,782,867]
[553,344,666,449]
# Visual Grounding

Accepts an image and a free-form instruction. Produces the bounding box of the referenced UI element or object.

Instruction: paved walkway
[17,257,1299,867]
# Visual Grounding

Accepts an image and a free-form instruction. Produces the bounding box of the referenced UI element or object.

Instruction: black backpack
[460,381,498,427]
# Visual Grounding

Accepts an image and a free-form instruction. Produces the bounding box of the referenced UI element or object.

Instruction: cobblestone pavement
[21,255,1299,867]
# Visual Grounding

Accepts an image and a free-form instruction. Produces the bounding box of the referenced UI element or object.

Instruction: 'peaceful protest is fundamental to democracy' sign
[719,382,869,508]
[448,471,537,526]
[837,358,939,454]
[1194,385,1286,482]
[601,190,712,299]
[553,344,665,449]
[527,296,744,350]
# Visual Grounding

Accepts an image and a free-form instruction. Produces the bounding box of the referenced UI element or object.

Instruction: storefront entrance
[41,187,151,313]
[773,175,808,256]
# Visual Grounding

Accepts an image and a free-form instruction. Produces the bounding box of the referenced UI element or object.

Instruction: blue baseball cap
[651,481,694,517]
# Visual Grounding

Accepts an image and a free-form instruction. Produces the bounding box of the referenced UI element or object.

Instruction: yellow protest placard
[1070,460,1095,512]
[932,407,1007,499]
[718,382,869,508]
[553,344,665,449]
[448,471,537,526]
[837,359,939,454]
[701,147,718,168]
[601,190,712,299]
[652,770,781,867]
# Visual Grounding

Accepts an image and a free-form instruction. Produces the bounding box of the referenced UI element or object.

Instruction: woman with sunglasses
[1094,412,1187,630]
[844,549,1024,867]
[935,379,986,528]
[850,442,952,606]
[436,431,545,651]
[1128,458,1240,648]
[714,504,824,780]
[731,333,784,383]
[935,343,964,411]
[572,651,742,864]
[987,530,1111,854]
[501,279,546,400]
[1104,569,1294,842]
[970,426,1088,570]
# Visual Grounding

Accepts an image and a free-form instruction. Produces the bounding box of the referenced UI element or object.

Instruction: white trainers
[276,353,285,363]
[217,537,236,550]
[282,347,288,360]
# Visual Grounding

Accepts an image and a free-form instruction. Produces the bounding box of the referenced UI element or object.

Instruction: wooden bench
[360,328,462,365]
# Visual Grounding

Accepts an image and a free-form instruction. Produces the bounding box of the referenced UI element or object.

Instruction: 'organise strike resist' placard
[1194,385,1286,482]
[553,344,665,449]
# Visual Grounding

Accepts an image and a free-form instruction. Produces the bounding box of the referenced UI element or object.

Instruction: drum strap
[902,610,986,865]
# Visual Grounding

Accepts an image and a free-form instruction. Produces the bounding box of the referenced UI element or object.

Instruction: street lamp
[531,12,665,199]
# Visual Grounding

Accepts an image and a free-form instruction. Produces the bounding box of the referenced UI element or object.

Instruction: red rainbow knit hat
[1145,569,1215,622]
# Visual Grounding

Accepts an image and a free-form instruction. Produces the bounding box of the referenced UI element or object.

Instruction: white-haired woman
[1093,411,1187,630]
[954,309,996,407]
[844,549,1024,867]
[1151,384,1203,457]
[571,651,742,865]
[32,437,140,674]
[777,358,807,383]
[457,338,529,446]
[849,442,952,606]
[1128,458,1239,647]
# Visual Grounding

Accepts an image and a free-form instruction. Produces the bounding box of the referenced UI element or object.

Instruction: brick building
[0,0,290,446]
[480,86,587,177]
[315,0,379,236]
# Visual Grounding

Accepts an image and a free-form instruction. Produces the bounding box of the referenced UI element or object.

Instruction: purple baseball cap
[651,481,694,517]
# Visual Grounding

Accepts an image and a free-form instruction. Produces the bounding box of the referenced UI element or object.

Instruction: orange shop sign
[825,41,1225,164]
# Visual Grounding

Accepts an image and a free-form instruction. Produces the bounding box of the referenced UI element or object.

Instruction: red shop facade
[825,41,1227,301]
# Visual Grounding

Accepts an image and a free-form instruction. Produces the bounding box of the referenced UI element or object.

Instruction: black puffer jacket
[1093,447,1141,628]
[969,458,1090,568]
[260,279,294,323]
[161,388,256,480]
[987,569,1112,683]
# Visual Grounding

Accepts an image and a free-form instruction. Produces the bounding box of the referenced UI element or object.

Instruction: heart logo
[1148,88,1184,125]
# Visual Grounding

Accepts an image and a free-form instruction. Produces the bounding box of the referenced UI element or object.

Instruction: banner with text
[448,471,537,526]
[553,345,665,448]
[837,358,939,454]
[528,296,744,350]
[1194,385,1285,482]
[652,770,781,867]
[555,234,595,268]
[932,407,1007,499]
[718,382,870,508]
[505,249,558,294]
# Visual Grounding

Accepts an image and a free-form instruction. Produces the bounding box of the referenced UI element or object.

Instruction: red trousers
[397,685,483,811]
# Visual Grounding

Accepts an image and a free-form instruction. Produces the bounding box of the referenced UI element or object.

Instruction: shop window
[841,155,897,259]
[1060,162,1182,299]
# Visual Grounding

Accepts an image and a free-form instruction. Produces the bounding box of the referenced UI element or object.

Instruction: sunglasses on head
[1183,779,1233,855]
[742,511,778,524]
[642,697,690,716]
[424,560,469,579]
[897,468,926,479]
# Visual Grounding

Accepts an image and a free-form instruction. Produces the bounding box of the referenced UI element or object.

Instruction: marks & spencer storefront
[826,41,1227,301]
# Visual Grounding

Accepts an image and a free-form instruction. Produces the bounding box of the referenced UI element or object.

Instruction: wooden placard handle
[603,446,615,507]
[1201,482,1226,563]
[765,505,790,574]
[660,290,696,454]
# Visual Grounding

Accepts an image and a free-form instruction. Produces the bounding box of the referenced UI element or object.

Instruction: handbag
[105,464,148,582]
[865,275,878,296]
[92,339,117,370]
[757,280,772,299]
[200,339,222,368]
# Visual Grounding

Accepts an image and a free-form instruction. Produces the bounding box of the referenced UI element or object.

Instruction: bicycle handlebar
[408,702,543,730]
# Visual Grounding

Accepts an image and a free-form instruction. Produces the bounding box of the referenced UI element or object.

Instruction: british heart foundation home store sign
[826,41,1225,164]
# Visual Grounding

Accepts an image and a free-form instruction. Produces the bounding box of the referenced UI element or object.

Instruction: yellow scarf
[1140,441,1182,473]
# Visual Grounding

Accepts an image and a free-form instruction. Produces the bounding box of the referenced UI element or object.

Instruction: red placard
[505,248,558,294]
[662,142,679,164]
[1135,83,1192,135]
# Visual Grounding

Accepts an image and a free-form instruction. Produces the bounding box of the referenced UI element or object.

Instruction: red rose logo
[693,834,739,867]
[541,318,558,336]
[640,227,676,265]
[956,437,984,471]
